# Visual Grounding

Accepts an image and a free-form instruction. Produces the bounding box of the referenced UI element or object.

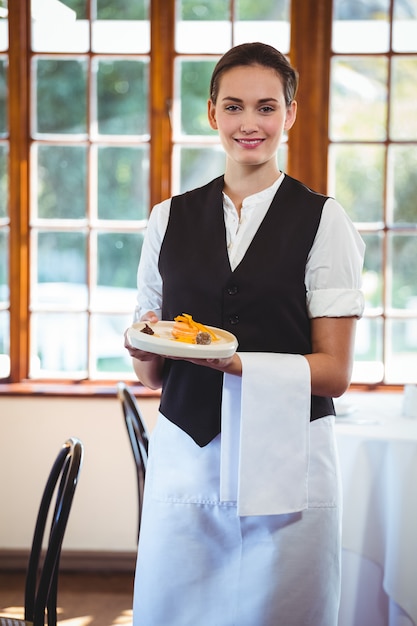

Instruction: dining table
[335,390,417,626]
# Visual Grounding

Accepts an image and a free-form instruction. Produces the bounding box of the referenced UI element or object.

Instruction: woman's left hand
[171,352,242,376]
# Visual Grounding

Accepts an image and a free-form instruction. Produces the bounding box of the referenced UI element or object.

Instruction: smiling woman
[207,64,297,208]
[124,41,365,626]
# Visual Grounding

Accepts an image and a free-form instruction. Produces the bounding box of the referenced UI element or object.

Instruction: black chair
[0,437,84,626]
[117,382,149,541]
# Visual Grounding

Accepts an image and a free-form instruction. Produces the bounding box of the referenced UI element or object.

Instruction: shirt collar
[223,172,285,212]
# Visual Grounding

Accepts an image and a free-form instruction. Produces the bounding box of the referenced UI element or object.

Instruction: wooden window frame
[4,0,395,394]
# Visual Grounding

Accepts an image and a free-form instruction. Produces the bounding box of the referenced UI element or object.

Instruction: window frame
[3,0,404,393]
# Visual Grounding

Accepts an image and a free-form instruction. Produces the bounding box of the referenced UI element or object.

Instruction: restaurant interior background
[0,2,417,623]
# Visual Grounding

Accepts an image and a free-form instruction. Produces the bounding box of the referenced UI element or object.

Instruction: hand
[124,311,162,363]
[124,329,160,362]
[179,353,242,376]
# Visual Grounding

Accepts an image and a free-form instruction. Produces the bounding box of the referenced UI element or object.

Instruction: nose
[240,112,258,134]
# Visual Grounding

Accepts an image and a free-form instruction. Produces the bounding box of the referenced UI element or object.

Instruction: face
[208,64,297,170]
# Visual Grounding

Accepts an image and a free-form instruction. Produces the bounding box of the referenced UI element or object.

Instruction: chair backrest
[24,437,84,626]
[117,382,149,541]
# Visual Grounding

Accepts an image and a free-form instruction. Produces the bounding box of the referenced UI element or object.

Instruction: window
[1,0,415,389]
[4,0,151,382]
[329,0,417,384]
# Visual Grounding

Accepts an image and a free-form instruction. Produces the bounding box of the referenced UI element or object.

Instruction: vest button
[227,285,238,295]
[229,314,240,325]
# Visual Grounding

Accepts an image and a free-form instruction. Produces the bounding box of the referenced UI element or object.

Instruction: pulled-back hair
[209,42,299,107]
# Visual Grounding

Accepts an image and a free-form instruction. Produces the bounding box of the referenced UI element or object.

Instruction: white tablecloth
[335,392,417,626]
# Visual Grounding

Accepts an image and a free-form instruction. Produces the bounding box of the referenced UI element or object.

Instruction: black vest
[158,175,335,446]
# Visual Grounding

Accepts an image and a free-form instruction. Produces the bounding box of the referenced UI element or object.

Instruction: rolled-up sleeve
[133,199,170,322]
[305,198,366,319]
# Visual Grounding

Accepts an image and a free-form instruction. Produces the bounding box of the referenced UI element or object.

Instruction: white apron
[132,402,342,625]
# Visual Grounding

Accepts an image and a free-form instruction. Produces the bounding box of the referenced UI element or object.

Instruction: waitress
[125,42,365,626]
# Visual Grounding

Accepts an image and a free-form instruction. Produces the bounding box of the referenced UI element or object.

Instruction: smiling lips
[234,138,265,148]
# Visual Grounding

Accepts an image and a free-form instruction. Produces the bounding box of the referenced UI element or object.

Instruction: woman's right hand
[124,311,164,389]
[124,311,161,362]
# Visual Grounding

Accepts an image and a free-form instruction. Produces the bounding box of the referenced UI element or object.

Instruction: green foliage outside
[179,0,288,20]
[0,145,7,219]
[0,60,6,136]
[37,60,87,134]
[181,60,217,134]
[62,0,149,19]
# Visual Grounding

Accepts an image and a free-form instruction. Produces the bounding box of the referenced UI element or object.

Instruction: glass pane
[35,145,87,219]
[234,0,290,52]
[93,0,150,53]
[0,143,8,217]
[96,59,149,135]
[389,145,417,225]
[175,0,232,53]
[65,0,87,17]
[352,317,384,383]
[390,56,417,140]
[332,0,390,53]
[175,146,226,194]
[30,311,88,376]
[35,58,87,135]
[354,316,383,363]
[0,58,7,135]
[389,233,417,309]
[385,319,417,383]
[91,312,135,376]
[176,59,217,137]
[0,3,8,51]
[97,146,149,220]
[328,144,385,223]
[330,57,388,141]
[362,233,384,310]
[31,0,89,53]
[278,143,288,174]
[0,226,8,300]
[32,231,88,307]
[393,0,417,52]
[96,232,144,291]
[0,310,10,379]
[97,0,148,18]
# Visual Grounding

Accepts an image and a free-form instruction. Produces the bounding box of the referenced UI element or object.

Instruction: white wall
[0,394,159,554]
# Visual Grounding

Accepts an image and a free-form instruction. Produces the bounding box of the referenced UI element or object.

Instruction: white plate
[127,321,238,359]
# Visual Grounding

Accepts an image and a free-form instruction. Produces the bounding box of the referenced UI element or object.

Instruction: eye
[224,104,242,112]
[259,105,275,113]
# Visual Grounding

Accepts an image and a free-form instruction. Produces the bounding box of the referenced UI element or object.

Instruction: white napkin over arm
[220,352,312,516]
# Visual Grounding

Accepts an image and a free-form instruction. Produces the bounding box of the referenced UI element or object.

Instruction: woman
[125,42,365,626]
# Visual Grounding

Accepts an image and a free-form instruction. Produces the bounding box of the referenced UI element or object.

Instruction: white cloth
[335,393,417,626]
[221,353,311,516]
[133,412,342,626]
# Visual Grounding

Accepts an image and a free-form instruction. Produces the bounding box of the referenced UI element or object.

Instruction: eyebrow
[221,96,279,104]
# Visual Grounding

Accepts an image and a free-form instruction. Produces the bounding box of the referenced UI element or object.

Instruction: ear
[207,99,218,130]
[284,100,297,131]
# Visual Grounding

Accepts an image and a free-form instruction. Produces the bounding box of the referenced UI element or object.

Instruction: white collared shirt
[134,173,365,322]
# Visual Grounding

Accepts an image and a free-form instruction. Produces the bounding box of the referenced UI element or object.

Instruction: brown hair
[209,42,299,107]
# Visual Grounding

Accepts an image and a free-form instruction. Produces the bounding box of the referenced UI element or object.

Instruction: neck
[223,163,281,212]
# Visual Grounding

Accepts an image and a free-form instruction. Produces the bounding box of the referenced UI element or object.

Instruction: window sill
[0,381,402,398]
[0,380,161,398]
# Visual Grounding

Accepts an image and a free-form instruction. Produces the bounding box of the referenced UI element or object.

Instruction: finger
[140,311,159,323]
[206,358,220,366]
